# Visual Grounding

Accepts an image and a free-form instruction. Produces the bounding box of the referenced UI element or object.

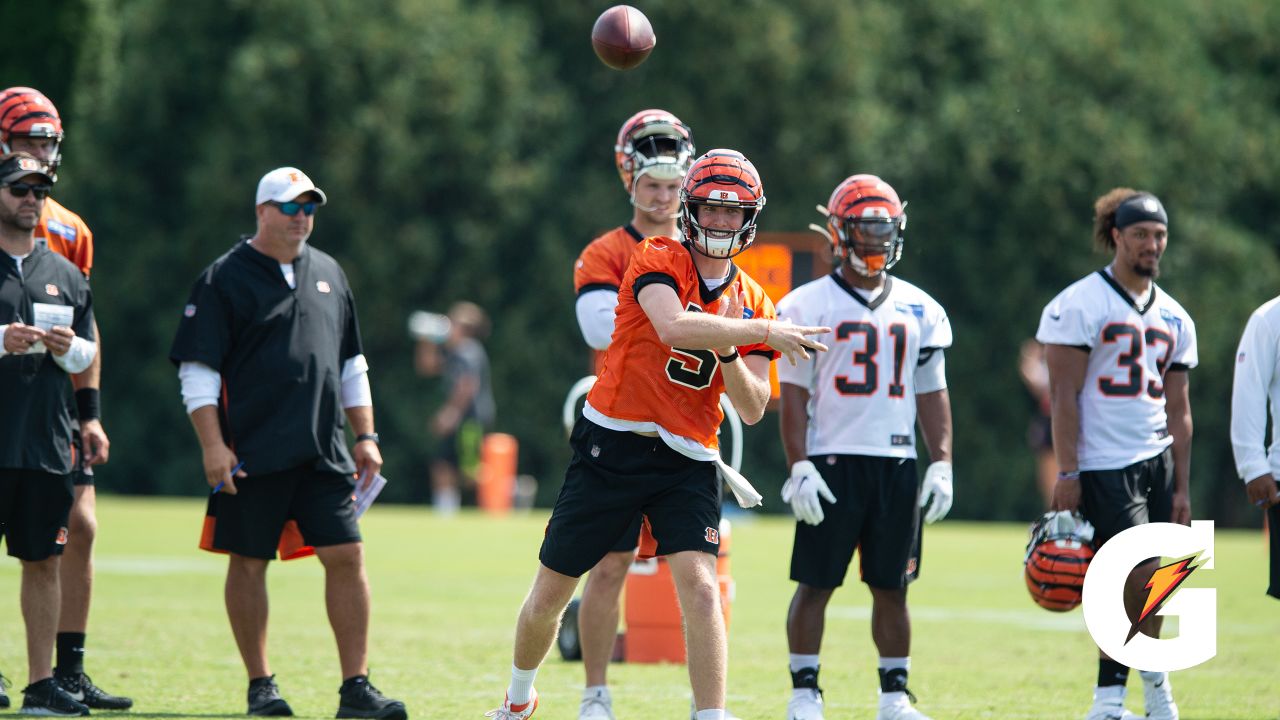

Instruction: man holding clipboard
[170,167,404,719]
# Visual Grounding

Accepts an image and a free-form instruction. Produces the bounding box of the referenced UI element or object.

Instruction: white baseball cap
[255,166,328,206]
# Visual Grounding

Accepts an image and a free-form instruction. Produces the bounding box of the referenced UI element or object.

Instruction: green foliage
[29,0,1280,522]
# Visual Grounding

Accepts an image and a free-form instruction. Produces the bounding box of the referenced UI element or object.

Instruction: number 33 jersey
[776,272,952,460]
[1036,269,1198,471]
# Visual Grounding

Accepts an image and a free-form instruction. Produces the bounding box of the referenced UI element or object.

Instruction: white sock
[790,653,820,673]
[507,664,538,706]
[694,710,725,720]
[878,656,910,672]
[583,685,610,701]
[433,486,460,514]
[1093,685,1126,701]
[1139,670,1167,685]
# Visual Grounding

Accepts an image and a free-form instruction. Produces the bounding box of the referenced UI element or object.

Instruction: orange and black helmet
[812,174,907,277]
[614,109,695,198]
[679,149,765,259]
[0,87,64,177]
[1024,511,1096,612]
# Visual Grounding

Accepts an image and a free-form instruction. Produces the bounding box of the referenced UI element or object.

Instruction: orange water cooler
[622,518,734,663]
[476,433,517,514]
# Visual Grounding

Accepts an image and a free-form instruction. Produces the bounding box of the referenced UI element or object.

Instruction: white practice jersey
[777,273,952,459]
[1036,269,1198,471]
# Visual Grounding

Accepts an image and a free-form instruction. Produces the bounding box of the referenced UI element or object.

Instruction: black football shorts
[790,454,922,590]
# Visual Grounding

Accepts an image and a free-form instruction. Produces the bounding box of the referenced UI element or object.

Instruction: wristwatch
[355,432,380,445]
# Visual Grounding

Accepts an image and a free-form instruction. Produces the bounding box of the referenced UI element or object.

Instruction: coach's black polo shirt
[169,238,364,476]
[0,244,96,474]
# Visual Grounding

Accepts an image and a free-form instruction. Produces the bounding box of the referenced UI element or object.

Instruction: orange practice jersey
[574,223,645,294]
[36,197,93,278]
[587,235,779,449]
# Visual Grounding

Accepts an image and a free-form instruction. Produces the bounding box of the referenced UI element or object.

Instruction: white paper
[352,472,387,518]
[25,302,74,355]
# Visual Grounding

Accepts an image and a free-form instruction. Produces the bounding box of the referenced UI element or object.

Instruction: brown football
[591,5,656,71]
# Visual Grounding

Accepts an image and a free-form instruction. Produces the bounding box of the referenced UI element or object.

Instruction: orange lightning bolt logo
[1125,554,1203,643]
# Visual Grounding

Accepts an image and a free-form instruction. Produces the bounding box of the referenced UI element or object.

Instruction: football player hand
[43,326,74,356]
[2,321,45,354]
[780,460,836,525]
[919,460,953,524]
[80,418,110,465]
[766,320,831,366]
[715,284,745,356]
[1245,473,1280,509]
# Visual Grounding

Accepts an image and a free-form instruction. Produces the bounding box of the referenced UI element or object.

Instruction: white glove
[919,460,953,524]
[780,460,836,526]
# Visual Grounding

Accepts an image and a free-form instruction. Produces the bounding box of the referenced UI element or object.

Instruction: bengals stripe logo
[705,527,719,544]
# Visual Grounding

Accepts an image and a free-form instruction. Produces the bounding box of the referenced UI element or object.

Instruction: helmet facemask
[837,213,906,277]
[626,129,694,213]
[681,196,762,260]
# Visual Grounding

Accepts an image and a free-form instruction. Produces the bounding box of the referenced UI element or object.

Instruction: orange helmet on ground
[614,109,695,200]
[812,174,906,277]
[1024,511,1096,612]
[0,87,63,177]
[679,149,765,260]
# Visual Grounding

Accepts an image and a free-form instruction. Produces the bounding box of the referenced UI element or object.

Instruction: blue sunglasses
[269,200,318,217]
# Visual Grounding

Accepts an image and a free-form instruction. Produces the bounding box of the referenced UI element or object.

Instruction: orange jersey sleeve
[36,197,94,278]
[573,224,645,294]
[586,236,777,449]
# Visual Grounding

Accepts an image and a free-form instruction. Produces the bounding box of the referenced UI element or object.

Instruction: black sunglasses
[4,182,52,199]
[269,200,318,217]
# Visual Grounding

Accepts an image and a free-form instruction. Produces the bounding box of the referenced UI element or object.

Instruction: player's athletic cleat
[579,689,614,720]
[876,693,933,720]
[336,676,406,720]
[485,690,537,719]
[247,676,293,717]
[1,672,11,709]
[786,688,825,720]
[1141,672,1179,720]
[55,672,133,711]
[1083,696,1139,720]
[19,677,90,716]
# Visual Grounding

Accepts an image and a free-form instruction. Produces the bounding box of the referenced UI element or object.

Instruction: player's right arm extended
[1045,343,1088,511]
[636,283,828,364]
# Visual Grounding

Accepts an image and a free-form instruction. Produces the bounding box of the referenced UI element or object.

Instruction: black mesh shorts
[539,418,720,578]
[1080,448,1173,549]
[0,469,74,561]
[790,454,921,590]
[208,465,362,560]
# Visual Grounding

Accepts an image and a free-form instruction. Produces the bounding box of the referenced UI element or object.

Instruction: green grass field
[1,497,1275,719]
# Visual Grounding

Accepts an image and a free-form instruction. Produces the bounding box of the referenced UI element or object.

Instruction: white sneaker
[485,689,538,719]
[786,688,825,720]
[1141,672,1179,720]
[1084,696,1139,720]
[876,692,933,720]
[580,690,615,720]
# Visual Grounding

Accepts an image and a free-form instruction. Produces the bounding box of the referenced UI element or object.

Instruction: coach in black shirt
[0,152,98,716]
[170,167,405,720]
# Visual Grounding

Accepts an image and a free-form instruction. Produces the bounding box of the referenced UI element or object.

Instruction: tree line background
[8,0,1280,526]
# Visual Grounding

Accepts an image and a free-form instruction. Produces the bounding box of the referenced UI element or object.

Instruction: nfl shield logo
[184,304,197,318]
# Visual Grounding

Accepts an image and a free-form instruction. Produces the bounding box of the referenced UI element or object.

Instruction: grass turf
[0,497,1275,719]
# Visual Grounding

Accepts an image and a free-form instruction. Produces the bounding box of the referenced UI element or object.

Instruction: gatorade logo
[1082,521,1216,671]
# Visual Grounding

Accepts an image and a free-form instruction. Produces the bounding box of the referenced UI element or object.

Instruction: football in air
[591,5,656,70]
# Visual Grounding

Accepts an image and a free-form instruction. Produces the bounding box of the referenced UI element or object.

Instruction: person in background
[413,301,495,514]
[1020,338,1058,508]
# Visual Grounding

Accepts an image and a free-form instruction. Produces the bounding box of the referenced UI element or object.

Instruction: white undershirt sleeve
[575,289,619,350]
[341,354,372,408]
[1231,312,1275,483]
[914,349,947,394]
[179,361,222,414]
[51,336,97,375]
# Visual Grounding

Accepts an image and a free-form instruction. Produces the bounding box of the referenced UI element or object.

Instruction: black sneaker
[336,676,406,720]
[20,677,90,716]
[247,676,293,717]
[1,672,11,709]
[55,672,133,711]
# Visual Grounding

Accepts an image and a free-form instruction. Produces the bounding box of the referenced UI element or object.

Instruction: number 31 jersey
[1036,269,1198,471]
[777,272,952,460]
